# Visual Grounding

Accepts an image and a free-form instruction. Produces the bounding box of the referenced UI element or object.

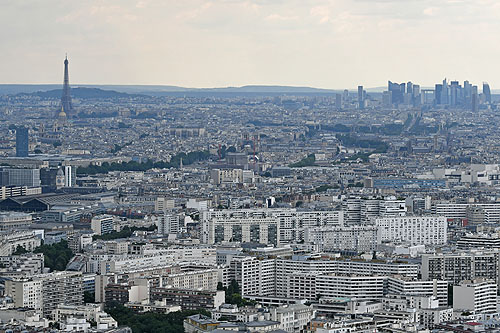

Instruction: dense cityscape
[1,52,500,333]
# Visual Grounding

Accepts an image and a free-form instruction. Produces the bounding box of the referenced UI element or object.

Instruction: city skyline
[2,0,500,88]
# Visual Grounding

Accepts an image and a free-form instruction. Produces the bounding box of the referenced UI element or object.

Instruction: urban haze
[1,1,500,333]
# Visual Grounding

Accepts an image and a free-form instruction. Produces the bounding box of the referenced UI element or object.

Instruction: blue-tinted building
[16,127,29,157]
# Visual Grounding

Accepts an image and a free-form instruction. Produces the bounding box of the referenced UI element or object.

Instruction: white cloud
[423,6,439,16]
[1,0,500,88]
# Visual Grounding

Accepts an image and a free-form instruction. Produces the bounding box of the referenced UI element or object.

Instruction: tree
[105,303,210,333]
[34,240,73,271]
[12,245,29,255]
[289,154,316,168]
[84,291,95,303]
[92,225,156,241]
[223,280,255,307]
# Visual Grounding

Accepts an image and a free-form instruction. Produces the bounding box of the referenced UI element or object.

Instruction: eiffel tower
[59,55,73,118]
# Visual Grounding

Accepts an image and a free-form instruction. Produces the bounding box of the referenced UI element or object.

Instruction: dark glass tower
[483,82,491,104]
[16,126,29,157]
[60,55,73,118]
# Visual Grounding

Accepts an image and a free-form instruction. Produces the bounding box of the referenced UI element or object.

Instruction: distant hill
[16,87,146,99]
[1,84,344,97]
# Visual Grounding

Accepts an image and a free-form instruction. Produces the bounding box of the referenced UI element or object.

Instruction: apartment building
[0,211,32,231]
[287,273,317,301]
[5,271,83,318]
[88,253,177,274]
[150,288,225,310]
[457,234,500,250]
[202,209,344,245]
[435,202,500,224]
[154,197,175,212]
[376,216,447,245]
[155,213,181,235]
[304,226,379,253]
[0,253,44,276]
[422,251,500,285]
[160,269,219,291]
[342,198,407,225]
[274,258,418,297]
[315,274,386,301]
[0,230,41,256]
[269,304,316,333]
[90,214,114,236]
[453,279,497,314]
[386,276,448,306]
[229,256,275,297]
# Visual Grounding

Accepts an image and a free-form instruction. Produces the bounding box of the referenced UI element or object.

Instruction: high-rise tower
[16,126,29,157]
[59,55,73,118]
[483,82,491,104]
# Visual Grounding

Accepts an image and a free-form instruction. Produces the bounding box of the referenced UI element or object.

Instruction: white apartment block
[453,279,498,314]
[0,230,41,256]
[386,276,448,306]
[229,256,275,297]
[88,253,177,274]
[269,304,316,333]
[435,203,500,224]
[376,216,447,245]
[315,274,386,301]
[274,258,418,298]
[160,269,219,291]
[342,198,407,225]
[422,251,500,286]
[420,307,453,329]
[304,226,379,253]
[0,253,44,276]
[91,214,114,236]
[155,213,181,235]
[5,271,83,318]
[202,209,344,245]
[457,234,500,249]
[287,273,317,301]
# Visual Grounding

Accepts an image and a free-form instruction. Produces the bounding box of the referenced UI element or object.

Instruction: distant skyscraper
[382,91,392,108]
[483,82,491,104]
[335,93,342,109]
[441,79,449,105]
[358,86,364,110]
[464,81,472,106]
[450,81,459,107]
[434,84,442,105]
[406,82,413,94]
[343,89,349,101]
[59,55,73,118]
[15,127,28,157]
[472,85,479,112]
[388,81,404,105]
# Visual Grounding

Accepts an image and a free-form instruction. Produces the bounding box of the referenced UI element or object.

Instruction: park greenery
[335,134,389,153]
[33,240,74,271]
[76,151,211,175]
[105,302,210,333]
[93,225,156,241]
[218,280,256,307]
[289,154,316,168]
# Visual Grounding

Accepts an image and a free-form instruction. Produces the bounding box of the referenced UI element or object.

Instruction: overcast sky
[1,0,499,89]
